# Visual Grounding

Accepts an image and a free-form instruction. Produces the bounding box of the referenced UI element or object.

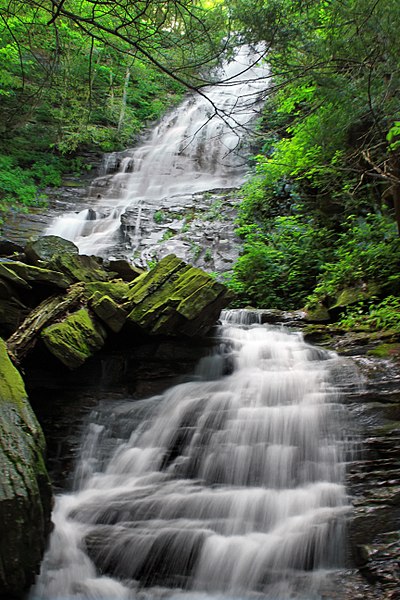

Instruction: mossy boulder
[125,254,234,337]
[2,261,70,290]
[328,282,381,316]
[0,263,31,291]
[84,280,131,304]
[367,343,400,358]
[0,338,51,598]
[106,259,144,282]
[41,308,106,369]
[25,235,79,266]
[6,254,232,368]
[303,303,331,323]
[89,292,127,333]
[48,253,115,284]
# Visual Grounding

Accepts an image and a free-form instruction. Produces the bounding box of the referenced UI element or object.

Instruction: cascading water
[31,310,352,600]
[45,47,269,257]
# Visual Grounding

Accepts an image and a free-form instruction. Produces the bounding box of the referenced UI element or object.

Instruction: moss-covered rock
[48,253,115,284]
[90,292,127,333]
[126,254,186,304]
[0,338,51,598]
[106,259,144,282]
[0,239,24,257]
[7,284,85,363]
[303,303,331,323]
[25,235,79,265]
[83,280,131,304]
[41,308,106,369]
[328,282,381,314]
[0,263,31,291]
[367,343,400,358]
[125,254,234,337]
[3,261,70,290]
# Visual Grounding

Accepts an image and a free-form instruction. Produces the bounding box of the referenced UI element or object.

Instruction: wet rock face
[25,235,79,265]
[345,355,400,597]
[120,189,242,275]
[26,334,214,491]
[0,339,51,599]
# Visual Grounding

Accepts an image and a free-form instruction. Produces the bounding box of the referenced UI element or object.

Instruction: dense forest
[1,0,400,333]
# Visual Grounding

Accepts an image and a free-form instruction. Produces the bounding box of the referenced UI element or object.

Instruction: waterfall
[45,47,269,257]
[30,311,352,600]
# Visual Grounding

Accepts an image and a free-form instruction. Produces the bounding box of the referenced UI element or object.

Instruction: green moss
[41,308,106,369]
[49,254,113,283]
[127,254,187,304]
[84,280,131,303]
[0,337,51,596]
[331,287,365,309]
[375,421,400,434]
[304,303,330,323]
[0,338,27,409]
[90,292,127,333]
[127,256,229,335]
[25,236,78,265]
[367,343,400,358]
[0,263,31,290]
[175,273,224,319]
[330,283,381,310]
[4,261,70,289]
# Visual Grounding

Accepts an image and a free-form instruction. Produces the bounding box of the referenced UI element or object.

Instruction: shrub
[227,215,331,309]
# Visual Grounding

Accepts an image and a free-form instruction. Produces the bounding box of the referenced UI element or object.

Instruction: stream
[30,310,355,600]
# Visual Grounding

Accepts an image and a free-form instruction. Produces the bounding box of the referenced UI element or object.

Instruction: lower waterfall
[30,310,352,600]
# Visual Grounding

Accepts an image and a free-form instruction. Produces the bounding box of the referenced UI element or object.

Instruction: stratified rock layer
[7,250,233,370]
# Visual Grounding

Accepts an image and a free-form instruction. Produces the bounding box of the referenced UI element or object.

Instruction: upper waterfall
[45,46,269,258]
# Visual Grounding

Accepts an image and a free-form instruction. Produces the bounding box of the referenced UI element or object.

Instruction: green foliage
[161,229,174,242]
[191,243,202,261]
[153,210,167,224]
[224,0,400,320]
[387,122,400,151]
[309,215,400,303]
[229,0,400,226]
[0,0,227,220]
[0,155,48,216]
[227,216,331,309]
[204,248,213,262]
[338,296,400,333]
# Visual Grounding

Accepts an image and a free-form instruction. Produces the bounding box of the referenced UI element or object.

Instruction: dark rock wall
[0,339,52,599]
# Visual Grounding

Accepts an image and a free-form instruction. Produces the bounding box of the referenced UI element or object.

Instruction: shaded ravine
[43,46,269,267]
[30,310,355,600]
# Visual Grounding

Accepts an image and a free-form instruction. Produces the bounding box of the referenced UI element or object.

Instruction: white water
[46,47,269,256]
[31,311,352,600]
